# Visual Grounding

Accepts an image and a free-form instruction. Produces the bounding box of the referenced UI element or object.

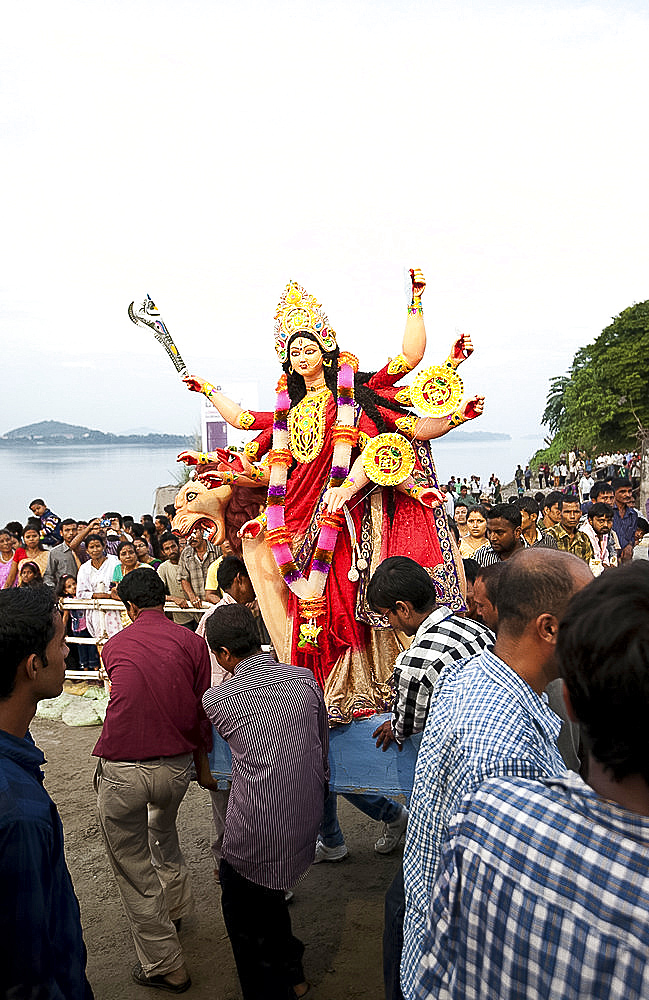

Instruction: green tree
[536,300,649,461]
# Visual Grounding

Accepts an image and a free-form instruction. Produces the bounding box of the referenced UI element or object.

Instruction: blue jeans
[320,792,403,847]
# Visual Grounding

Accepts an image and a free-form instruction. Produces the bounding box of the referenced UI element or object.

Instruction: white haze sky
[2,0,648,438]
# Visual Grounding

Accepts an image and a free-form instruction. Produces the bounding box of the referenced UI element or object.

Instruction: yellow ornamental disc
[411,365,464,416]
[362,433,416,486]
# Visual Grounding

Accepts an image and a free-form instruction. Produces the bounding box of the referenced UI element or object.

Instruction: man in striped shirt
[203,603,328,1000]
[413,561,649,1000]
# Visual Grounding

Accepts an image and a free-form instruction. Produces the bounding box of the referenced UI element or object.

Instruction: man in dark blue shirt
[0,586,93,999]
[611,477,638,563]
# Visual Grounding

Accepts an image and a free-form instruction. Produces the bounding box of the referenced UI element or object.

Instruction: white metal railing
[60,597,212,682]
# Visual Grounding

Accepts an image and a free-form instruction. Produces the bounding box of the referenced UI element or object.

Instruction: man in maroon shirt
[93,569,214,994]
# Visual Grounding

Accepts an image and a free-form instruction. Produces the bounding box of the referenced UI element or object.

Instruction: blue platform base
[208,712,420,797]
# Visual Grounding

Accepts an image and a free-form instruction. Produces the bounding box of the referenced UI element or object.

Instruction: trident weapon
[128,295,188,376]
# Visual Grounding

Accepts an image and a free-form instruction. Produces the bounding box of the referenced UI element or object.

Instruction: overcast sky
[2,0,648,438]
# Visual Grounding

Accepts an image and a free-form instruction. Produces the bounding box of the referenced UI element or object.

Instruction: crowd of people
[2,461,649,1000]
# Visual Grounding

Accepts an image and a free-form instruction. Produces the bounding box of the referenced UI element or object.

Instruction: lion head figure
[172,480,233,545]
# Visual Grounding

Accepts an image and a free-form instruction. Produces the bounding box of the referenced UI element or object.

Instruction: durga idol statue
[176,270,484,724]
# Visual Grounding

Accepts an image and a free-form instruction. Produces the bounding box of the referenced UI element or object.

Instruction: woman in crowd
[0,530,19,589]
[111,540,155,588]
[18,524,49,577]
[75,534,121,639]
[459,505,489,557]
[133,536,161,569]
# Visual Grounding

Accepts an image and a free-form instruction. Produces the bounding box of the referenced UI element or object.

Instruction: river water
[2,436,546,526]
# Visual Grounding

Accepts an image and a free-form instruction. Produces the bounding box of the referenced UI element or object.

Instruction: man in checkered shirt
[366,555,495,1000]
[413,560,649,1000]
[367,556,495,751]
[399,547,593,1000]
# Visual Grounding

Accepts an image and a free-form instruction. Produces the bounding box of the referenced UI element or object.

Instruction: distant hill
[1,419,192,446]
[5,419,99,439]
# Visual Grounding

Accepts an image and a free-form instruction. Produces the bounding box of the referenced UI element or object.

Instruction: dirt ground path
[33,717,402,1000]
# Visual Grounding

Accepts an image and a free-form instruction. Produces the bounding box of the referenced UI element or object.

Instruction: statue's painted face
[289,336,324,380]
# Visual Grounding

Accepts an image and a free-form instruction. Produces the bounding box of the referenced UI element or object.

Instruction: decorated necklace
[288,386,329,464]
[265,354,359,647]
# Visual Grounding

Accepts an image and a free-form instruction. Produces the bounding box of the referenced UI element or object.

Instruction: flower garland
[265,357,358,646]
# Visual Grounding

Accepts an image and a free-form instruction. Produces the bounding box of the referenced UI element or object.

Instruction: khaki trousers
[95,754,194,976]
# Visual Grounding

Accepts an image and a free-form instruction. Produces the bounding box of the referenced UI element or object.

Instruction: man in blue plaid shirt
[400,547,593,1000]
[413,561,649,1000]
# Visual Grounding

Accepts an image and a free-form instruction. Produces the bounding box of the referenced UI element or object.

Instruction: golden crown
[274,281,337,363]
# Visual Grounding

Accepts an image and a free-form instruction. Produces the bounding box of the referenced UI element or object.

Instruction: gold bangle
[448,410,466,428]
[197,452,211,465]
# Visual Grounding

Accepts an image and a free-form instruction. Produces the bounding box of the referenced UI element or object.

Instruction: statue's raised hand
[460,395,484,421]
[410,268,426,300]
[449,333,474,367]
[182,374,207,394]
[177,450,201,465]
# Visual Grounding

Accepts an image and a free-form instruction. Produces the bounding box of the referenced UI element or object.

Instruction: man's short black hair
[0,587,57,699]
[217,556,249,593]
[60,518,77,528]
[486,504,521,528]
[590,480,613,500]
[636,517,649,535]
[476,561,507,606]
[159,532,180,549]
[117,568,166,608]
[611,477,632,492]
[367,556,437,614]
[561,494,581,507]
[496,548,584,638]
[205,604,262,659]
[462,558,480,585]
[516,496,540,516]
[588,502,614,520]
[543,491,564,510]
[102,511,123,526]
[558,562,649,783]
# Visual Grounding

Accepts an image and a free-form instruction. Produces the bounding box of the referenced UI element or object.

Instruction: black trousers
[383,865,405,1000]
[220,858,305,1000]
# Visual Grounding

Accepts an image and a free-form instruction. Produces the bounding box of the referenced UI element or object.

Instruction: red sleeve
[367,358,414,391]
[13,548,26,564]
[244,410,274,431]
